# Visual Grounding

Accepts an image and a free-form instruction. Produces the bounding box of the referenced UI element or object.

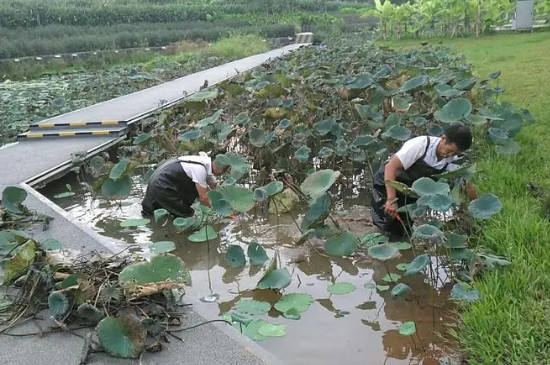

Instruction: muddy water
[41,174,461,365]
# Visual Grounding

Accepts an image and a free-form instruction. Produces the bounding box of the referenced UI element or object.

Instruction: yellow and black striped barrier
[18,130,123,139]
[29,120,127,129]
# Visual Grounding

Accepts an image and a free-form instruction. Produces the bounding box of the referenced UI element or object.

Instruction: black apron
[142,158,207,218]
[371,136,448,235]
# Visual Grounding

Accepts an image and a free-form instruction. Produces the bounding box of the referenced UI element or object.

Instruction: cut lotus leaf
[376,284,390,291]
[77,303,105,323]
[469,193,502,220]
[188,225,218,242]
[109,158,131,181]
[382,273,401,282]
[368,243,399,261]
[234,299,271,315]
[247,242,269,266]
[391,283,412,298]
[0,230,29,255]
[384,180,418,197]
[412,224,444,242]
[257,268,291,290]
[283,308,301,320]
[120,218,150,228]
[195,109,223,128]
[4,240,37,282]
[301,193,331,231]
[389,241,412,251]
[244,319,268,341]
[101,176,132,198]
[180,129,202,141]
[496,139,520,155]
[225,245,246,268]
[96,316,147,358]
[411,177,450,196]
[451,283,480,302]
[149,241,176,254]
[400,75,428,92]
[274,293,314,313]
[327,282,356,295]
[294,146,311,163]
[427,194,455,212]
[396,263,409,271]
[2,186,27,215]
[404,254,431,276]
[359,232,389,247]
[133,132,152,145]
[263,181,284,196]
[118,254,191,293]
[173,217,196,230]
[300,169,341,200]
[153,209,169,223]
[434,98,472,123]
[208,190,233,217]
[399,321,416,336]
[444,233,468,248]
[48,291,69,318]
[216,185,254,213]
[324,231,357,257]
[383,125,412,141]
[249,127,267,147]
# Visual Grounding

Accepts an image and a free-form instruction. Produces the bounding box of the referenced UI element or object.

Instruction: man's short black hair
[444,122,472,151]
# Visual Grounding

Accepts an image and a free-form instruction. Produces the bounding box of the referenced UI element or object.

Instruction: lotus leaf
[300,169,341,200]
[48,292,69,318]
[208,190,233,216]
[444,233,468,248]
[469,193,502,219]
[54,191,75,199]
[109,158,131,181]
[96,316,147,358]
[347,74,373,89]
[382,273,401,282]
[2,186,27,214]
[368,243,399,261]
[283,308,301,320]
[101,176,132,198]
[404,254,431,276]
[188,225,218,242]
[427,194,455,212]
[133,133,152,145]
[120,219,150,228]
[427,125,444,136]
[153,209,169,223]
[263,181,283,196]
[301,193,331,230]
[77,303,105,323]
[488,127,508,142]
[294,146,311,162]
[216,185,254,212]
[225,245,246,268]
[413,117,427,127]
[118,254,191,292]
[496,139,520,155]
[359,232,389,247]
[249,127,267,147]
[314,119,336,136]
[257,322,286,337]
[328,282,356,295]
[234,112,251,125]
[389,241,412,251]
[173,217,196,230]
[274,293,314,313]
[187,89,219,102]
[41,238,62,251]
[324,231,357,257]
[364,283,376,290]
[411,178,450,196]
[412,224,444,242]
[277,118,291,129]
[391,283,412,298]
[149,241,176,254]
[376,284,390,291]
[269,188,299,214]
[195,109,223,128]
[396,263,409,271]
[434,98,472,123]
[244,319,268,341]
[254,187,267,202]
[4,240,37,282]
[214,153,250,180]
[451,283,480,302]
[180,129,202,141]
[247,242,269,266]
[257,268,291,290]
[383,125,411,141]
[399,321,416,336]
[235,299,271,315]
[400,75,428,92]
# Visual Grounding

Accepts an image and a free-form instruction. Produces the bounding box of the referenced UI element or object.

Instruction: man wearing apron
[371,122,476,237]
[142,154,229,218]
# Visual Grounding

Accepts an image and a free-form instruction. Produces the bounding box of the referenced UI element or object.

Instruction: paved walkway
[0,44,306,365]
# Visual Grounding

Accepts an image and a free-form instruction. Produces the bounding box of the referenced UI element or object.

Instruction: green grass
[381,31,550,363]
[203,34,269,59]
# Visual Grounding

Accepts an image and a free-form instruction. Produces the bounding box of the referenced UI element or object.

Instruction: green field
[381,31,550,363]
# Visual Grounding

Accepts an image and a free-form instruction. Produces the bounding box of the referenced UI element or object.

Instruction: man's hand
[383,199,398,218]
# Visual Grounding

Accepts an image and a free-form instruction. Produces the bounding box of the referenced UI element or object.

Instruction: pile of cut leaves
[0,186,195,361]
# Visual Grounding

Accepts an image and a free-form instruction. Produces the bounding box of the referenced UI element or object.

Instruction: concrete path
[0,43,307,365]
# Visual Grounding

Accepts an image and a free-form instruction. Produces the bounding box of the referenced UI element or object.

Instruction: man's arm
[195,183,211,207]
[383,155,404,218]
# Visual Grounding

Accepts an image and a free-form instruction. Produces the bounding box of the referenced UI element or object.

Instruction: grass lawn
[380,31,550,364]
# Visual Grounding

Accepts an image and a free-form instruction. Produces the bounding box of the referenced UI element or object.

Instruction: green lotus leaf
[283,307,301,320]
[328,282,356,295]
[400,75,428,92]
[133,132,152,145]
[4,240,37,282]
[368,243,399,261]
[188,225,218,242]
[244,319,268,341]
[274,293,314,313]
[263,181,284,196]
[101,176,132,199]
[234,112,251,126]
[294,146,311,163]
[235,299,271,315]
[396,263,409,271]
[214,152,251,181]
[172,217,197,230]
[352,135,375,147]
[412,224,444,241]
[247,242,269,266]
[469,193,502,220]
[382,273,401,282]
[364,283,376,290]
[249,127,267,147]
[96,316,147,358]
[427,194,455,212]
[195,109,223,128]
[225,245,246,268]
[496,139,520,155]
[454,77,477,90]
[216,185,254,213]
[324,231,358,257]
[300,169,341,200]
[434,98,472,123]
[254,187,267,202]
[77,303,105,324]
[0,230,29,255]
[376,284,390,292]
[208,190,233,217]
[383,125,411,141]
[301,193,331,231]
[216,123,234,141]
[444,233,468,248]
[41,238,62,251]
[488,127,508,142]
[451,248,475,262]
[2,186,27,215]
[404,254,431,276]
[385,180,418,197]
[413,117,427,127]
[399,321,416,336]
[347,73,373,89]
[411,178,450,196]
[179,129,202,141]
[391,283,412,298]
[109,158,131,181]
[258,322,286,337]
[153,208,169,223]
[257,268,291,290]
[277,118,291,129]
[389,241,412,251]
[120,218,150,228]
[187,88,219,102]
[451,283,480,302]
[359,232,389,247]
[434,83,464,98]
[314,119,336,136]
[427,125,444,136]
[477,253,511,269]
[149,241,176,254]
[118,254,191,292]
[48,292,69,318]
